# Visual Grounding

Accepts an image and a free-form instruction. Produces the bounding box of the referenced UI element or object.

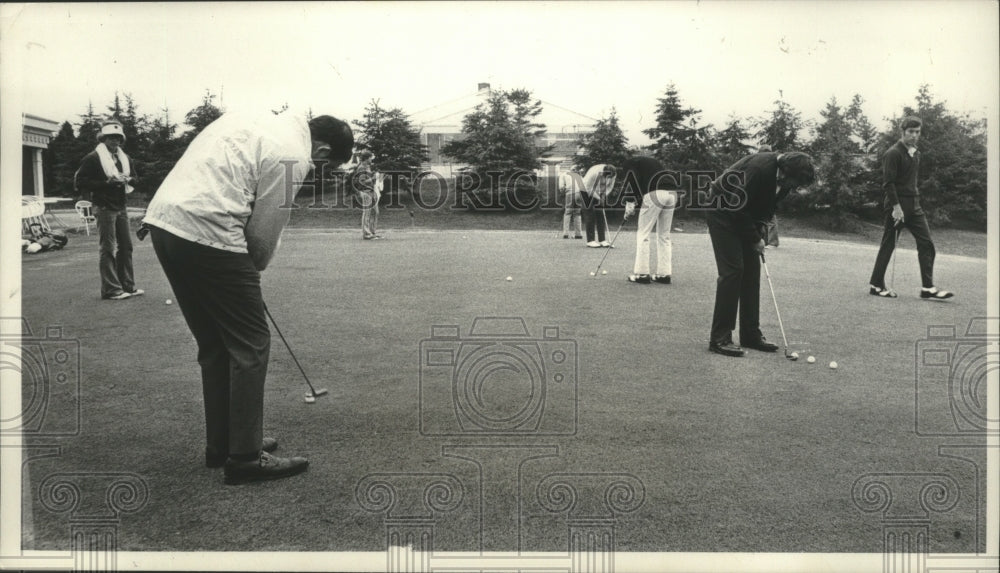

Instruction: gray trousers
[95,206,135,298]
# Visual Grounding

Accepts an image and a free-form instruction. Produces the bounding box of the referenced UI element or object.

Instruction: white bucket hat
[98,122,126,142]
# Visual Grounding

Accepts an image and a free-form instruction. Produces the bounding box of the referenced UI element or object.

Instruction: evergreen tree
[755,93,806,151]
[442,88,548,182]
[47,121,79,196]
[183,90,224,141]
[573,108,631,172]
[713,114,755,170]
[351,100,429,193]
[642,83,713,173]
[809,97,860,229]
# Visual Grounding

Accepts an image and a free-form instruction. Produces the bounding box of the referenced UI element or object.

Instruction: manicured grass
[20,223,988,555]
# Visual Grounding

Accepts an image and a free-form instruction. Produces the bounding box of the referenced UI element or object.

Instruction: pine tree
[183,90,224,140]
[810,97,859,229]
[351,99,429,193]
[573,108,631,172]
[755,93,806,151]
[642,83,713,173]
[47,121,79,196]
[713,114,755,171]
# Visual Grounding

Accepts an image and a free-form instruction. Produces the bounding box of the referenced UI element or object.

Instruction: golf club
[592,210,631,277]
[889,219,903,293]
[263,303,329,403]
[760,253,797,361]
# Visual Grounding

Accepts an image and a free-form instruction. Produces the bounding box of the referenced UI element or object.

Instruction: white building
[410,83,598,177]
[21,114,60,197]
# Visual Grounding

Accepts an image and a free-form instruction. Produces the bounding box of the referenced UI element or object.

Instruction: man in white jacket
[144,111,353,484]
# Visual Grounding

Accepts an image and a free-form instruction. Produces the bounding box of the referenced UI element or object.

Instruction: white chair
[75,200,96,235]
[21,196,50,238]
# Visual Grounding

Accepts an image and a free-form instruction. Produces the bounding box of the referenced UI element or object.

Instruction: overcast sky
[2,1,998,145]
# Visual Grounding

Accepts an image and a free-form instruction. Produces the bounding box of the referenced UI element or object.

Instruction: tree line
[42,83,986,230]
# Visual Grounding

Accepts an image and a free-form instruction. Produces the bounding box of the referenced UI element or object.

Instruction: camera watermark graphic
[0,317,81,437]
[419,317,577,436]
[853,318,998,573]
[356,317,645,572]
[914,317,998,437]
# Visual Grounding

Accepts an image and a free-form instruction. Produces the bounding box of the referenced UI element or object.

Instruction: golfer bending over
[143,111,353,484]
[706,151,815,358]
[621,156,678,284]
[580,163,617,248]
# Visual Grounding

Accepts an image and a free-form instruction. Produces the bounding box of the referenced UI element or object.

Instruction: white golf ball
[165,299,173,305]
[601,270,608,275]
[506,276,512,281]
[829,361,838,370]
[807,355,816,364]
[589,271,596,276]
[790,352,799,359]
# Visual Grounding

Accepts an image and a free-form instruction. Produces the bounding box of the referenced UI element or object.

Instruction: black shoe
[223,451,309,485]
[709,341,746,357]
[869,285,897,298]
[627,274,651,284]
[652,275,671,284]
[563,235,569,239]
[206,437,278,468]
[741,337,779,352]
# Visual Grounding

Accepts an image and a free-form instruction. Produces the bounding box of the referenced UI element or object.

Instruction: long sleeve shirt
[620,156,672,207]
[709,152,788,244]
[76,149,136,210]
[144,112,313,271]
[882,140,920,206]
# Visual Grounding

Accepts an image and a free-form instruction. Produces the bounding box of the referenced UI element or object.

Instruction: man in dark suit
[706,151,816,357]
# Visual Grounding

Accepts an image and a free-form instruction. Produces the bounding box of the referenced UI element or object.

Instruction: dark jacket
[709,152,788,244]
[75,149,136,210]
[882,140,919,207]
[620,156,677,206]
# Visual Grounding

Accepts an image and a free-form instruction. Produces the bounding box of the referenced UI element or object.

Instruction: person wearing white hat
[76,121,142,300]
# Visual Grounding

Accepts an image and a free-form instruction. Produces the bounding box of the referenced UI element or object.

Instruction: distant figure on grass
[75,121,142,301]
[867,116,953,300]
[706,151,816,358]
[143,111,354,484]
[620,156,678,285]
[580,163,617,248]
[351,149,384,240]
[559,167,584,239]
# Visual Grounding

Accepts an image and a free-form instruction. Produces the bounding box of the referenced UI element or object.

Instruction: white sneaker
[127,289,144,296]
[600,241,612,248]
[586,241,601,248]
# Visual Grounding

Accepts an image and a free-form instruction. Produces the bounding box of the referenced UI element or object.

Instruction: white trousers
[633,189,677,275]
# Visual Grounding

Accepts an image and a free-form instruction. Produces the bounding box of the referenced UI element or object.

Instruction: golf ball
[589,271,596,276]
[829,361,838,369]
[790,352,799,359]
[506,276,513,281]
[165,299,173,305]
[601,270,608,275]
[807,356,816,364]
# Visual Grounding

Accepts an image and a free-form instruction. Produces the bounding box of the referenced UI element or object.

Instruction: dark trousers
[581,196,607,243]
[150,227,269,457]
[868,196,936,289]
[95,206,135,297]
[707,211,762,345]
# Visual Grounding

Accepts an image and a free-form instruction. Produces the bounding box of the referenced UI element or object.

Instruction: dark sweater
[709,152,789,244]
[620,156,676,206]
[76,149,136,210]
[883,140,919,206]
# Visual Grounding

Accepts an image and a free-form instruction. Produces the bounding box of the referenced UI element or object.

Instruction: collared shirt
[144,112,313,271]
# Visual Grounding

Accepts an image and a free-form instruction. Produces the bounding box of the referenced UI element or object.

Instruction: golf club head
[304,394,316,404]
[311,388,329,397]
[785,351,798,361]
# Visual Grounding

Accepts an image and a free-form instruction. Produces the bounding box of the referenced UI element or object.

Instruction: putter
[760,253,797,361]
[263,303,329,403]
[592,211,631,277]
[889,220,903,293]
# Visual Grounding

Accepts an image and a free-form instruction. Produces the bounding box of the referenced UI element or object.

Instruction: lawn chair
[75,200,96,235]
[21,196,50,238]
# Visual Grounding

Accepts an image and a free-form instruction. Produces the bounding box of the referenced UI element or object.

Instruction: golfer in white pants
[622,156,677,284]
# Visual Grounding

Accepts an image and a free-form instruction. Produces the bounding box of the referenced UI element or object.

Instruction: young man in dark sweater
[706,151,815,357]
[868,116,954,300]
